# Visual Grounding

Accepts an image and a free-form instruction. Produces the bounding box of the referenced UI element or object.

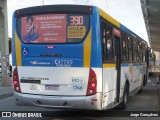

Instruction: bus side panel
[131,64,139,93]
[120,65,128,102]
[102,64,117,109]
[121,63,145,97]
[122,64,133,94]
[129,64,143,96]
[120,64,145,101]
[138,64,145,90]
[102,65,130,109]
[137,64,146,93]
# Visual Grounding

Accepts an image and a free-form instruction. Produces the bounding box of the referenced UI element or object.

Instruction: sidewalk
[153,77,160,111]
[153,68,160,110]
[0,86,13,99]
[0,78,13,100]
[157,79,160,111]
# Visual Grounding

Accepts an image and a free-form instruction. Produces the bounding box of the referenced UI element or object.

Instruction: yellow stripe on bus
[98,9,120,28]
[103,64,116,68]
[15,33,22,66]
[83,29,92,67]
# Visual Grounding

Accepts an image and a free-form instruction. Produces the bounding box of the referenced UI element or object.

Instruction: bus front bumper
[14,92,102,110]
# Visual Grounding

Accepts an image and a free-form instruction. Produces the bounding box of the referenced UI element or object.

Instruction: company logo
[1,112,42,118]
[29,61,51,65]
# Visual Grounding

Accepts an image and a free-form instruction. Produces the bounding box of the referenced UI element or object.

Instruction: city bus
[12,5,149,110]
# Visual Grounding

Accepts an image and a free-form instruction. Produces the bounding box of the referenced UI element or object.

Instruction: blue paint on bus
[90,7,102,68]
[12,12,17,66]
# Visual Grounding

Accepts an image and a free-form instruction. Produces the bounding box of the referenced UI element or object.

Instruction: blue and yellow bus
[12,5,149,110]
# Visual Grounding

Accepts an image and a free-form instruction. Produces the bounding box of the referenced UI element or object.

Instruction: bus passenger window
[137,42,140,62]
[128,37,133,62]
[139,42,143,62]
[126,37,129,61]
[102,23,114,62]
[143,45,146,62]
[133,40,137,62]
[102,27,107,60]
[106,30,113,60]
[122,34,127,62]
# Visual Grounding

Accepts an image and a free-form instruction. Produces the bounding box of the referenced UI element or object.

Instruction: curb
[0,93,13,100]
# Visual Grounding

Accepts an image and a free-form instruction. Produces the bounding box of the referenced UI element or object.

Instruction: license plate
[45,85,60,91]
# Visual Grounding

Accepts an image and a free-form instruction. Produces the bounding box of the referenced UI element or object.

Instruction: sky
[7,0,149,43]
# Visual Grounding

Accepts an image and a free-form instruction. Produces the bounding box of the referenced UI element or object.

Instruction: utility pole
[0,0,9,86]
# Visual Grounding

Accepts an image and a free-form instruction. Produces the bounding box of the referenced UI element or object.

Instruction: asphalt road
[0,77,159,120]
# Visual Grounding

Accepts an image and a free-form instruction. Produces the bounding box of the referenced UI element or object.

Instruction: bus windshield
[17,14,90,44]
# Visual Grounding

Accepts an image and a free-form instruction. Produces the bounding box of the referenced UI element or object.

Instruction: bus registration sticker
[45,85,60,91]
[73,85,83,91]
[71,77,84,85]
[71,77,84,91]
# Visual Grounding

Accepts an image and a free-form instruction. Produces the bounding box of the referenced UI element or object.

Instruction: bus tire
[138,83,143,93]
[138,88,142,93]
[120,84,129,110]
[138,75,145,93]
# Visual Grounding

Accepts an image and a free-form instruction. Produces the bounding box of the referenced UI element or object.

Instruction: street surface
[0,77,159,120]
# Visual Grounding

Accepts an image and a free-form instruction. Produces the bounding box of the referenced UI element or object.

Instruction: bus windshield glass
[17,14,90,44]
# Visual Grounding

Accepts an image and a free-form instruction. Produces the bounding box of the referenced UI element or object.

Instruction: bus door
[113,28,121,103]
